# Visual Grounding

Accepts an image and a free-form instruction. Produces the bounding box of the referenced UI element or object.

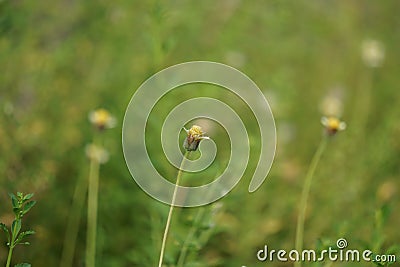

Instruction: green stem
[294,137,328,267]
[86,144,101,267]
[5,245,13,267]
[60,172,87,267]
[6,221,18,267]
[158,151,189,267]
[176,207,206,267]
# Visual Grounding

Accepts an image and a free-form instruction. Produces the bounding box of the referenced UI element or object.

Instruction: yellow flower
[183,125,210,151]
[88,108,116,130]
[321,116,346,136]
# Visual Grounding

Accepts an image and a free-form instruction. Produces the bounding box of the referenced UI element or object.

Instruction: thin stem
[176,207,206,267]
[60,172,87,267]
[294,137,328,267]
[158,151,189,267]
[86,148,101,267]
[6,221,18,267]
[5,244,13,267]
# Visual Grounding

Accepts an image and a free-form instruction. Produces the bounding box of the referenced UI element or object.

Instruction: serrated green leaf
[17,242,30,246]
[14,230,35,245]
[9,193,19,208]
[11,219,21,237]
[0,222,9,233]
[22,200,36,215]
[23,230,35,235]
[14,263,31,267]
[0,222,11,243]
[23,193,34,202]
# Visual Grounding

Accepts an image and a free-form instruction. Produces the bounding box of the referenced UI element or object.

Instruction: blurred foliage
[0,0,399,266]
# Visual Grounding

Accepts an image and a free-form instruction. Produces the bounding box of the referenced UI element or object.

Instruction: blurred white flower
[361,39,385,68]
[319,87,345,117]
[85,144,109,164]
[88,108,116,130]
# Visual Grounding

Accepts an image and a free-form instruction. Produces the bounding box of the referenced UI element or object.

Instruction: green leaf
[16,192,23,199]
[14,230,35,245]
[22,193,34,202]
[14,263,31,267]
[0,222,9,233]
[9,193,19,208]
[11,219,22,237]
[13,207,20,216]
[17,242,30,246]
[0,222,11,242]
[22,200,36,215]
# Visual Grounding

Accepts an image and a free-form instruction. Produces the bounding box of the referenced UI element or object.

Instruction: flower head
[183,125,210,151]
[361,39,385,68]
[85,143,109,164]
[319,87,344,117]
[88,108,116,130]
[321,116,346,136]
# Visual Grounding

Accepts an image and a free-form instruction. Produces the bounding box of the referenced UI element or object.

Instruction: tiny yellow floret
[321,116,346,135]
[183,125,209,151]
[89,108,116,130]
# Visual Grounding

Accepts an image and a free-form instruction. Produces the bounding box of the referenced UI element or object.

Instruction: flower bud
[183,125,209,151]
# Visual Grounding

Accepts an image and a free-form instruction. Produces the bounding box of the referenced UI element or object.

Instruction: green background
[1,1,399,266]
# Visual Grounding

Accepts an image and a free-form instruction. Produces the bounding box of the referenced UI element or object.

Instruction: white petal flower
[85,144,109,164]
[361,39,385,68]
[88,108,117,130]
[321,116,346,136]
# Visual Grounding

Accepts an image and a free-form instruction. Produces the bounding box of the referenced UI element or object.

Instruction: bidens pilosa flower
[183,125,209,151]
[88,108,116,130]
[321,116,346,136]
[361,39,385,68]
[85,144,109,164]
